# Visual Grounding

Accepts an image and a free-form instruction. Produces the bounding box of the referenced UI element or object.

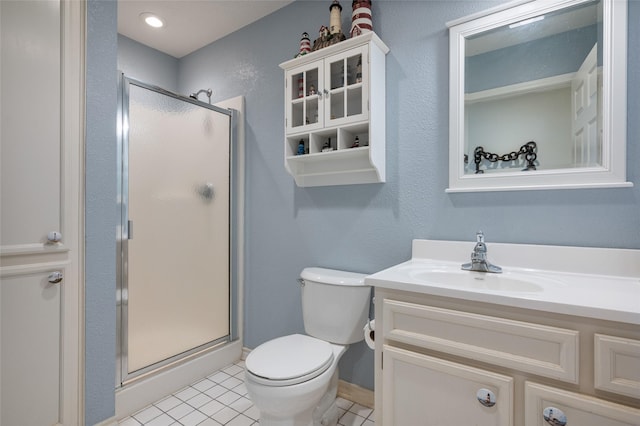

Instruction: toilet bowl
[244,268,371,426]
[245,334,346,426]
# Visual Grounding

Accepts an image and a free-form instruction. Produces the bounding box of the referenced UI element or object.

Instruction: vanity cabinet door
[383,345,513,425]
[525,382,640,426]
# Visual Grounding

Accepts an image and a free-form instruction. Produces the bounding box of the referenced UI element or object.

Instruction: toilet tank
[300,267,371,345]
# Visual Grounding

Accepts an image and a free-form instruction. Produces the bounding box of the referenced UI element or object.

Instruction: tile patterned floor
[118,360,375,426]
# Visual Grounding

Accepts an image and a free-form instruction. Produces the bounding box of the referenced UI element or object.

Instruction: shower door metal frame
[116,74,239,387]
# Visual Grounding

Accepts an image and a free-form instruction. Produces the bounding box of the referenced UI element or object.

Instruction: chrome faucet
[461,231,502,273]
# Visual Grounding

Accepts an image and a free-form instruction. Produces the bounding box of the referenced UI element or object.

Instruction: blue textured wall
[85,0,117,423]
[117,35,179,91]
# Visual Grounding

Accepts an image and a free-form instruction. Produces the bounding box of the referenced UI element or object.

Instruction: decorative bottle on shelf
[322,137,333,152]
[297,139,305,155]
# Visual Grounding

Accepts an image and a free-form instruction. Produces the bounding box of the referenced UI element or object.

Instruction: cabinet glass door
[325,46,368,127]
[287,62,323,133]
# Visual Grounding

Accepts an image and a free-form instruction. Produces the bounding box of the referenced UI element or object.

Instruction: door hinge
[381,352,383,370]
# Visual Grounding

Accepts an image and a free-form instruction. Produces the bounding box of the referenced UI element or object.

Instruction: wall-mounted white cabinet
[279,32,388,187]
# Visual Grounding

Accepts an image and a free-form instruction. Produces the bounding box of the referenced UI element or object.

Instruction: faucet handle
[476,230,485,243]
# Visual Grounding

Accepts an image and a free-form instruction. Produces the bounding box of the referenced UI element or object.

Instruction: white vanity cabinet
[279,32,388,187]
[374,289,640,426]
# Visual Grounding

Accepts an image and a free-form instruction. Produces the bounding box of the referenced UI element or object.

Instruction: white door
[0,1,83,424]
[382,345,513,425]
[572,44,599,167]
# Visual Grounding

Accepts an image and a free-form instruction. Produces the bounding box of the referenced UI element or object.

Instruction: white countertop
[366,240,640,325]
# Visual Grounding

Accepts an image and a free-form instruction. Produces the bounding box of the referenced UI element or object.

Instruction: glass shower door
[123,81,231,378]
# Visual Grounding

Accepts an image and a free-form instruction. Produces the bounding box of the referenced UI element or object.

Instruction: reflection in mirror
[465,1,599,175]
[447,0,631,192]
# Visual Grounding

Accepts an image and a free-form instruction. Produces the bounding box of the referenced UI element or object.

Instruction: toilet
[244,267,371,426]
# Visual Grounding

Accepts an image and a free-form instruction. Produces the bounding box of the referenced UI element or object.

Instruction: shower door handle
[128,220,133,240]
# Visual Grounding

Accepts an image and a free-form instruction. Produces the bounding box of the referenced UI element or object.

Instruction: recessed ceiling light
[140,12,165,28]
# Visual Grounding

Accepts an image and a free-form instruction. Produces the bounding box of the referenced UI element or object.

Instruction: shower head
[189,88,213,103]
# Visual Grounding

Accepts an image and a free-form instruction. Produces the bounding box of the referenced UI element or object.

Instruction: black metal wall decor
[473,141,537,174]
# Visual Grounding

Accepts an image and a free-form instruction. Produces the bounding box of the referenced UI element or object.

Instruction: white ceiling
[118,0,294,58]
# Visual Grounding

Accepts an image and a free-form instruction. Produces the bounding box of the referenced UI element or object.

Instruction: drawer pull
[48,272,63,284]
[476,388,496,407]
[47,231,62,243]
[543,407,567,426]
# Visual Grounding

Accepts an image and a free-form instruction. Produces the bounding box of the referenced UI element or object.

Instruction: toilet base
[258,370,340,426]
[312,370,339,426]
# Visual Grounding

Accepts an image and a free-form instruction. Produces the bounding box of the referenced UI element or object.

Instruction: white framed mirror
[447,0,631,192]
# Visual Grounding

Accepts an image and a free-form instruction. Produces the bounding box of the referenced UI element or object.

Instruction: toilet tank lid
[301,267,368,286]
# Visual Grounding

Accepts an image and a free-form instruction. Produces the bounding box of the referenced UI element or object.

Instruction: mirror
[447,0,631,192]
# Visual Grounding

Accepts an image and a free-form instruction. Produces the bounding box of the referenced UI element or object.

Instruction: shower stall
[116,75,242,413]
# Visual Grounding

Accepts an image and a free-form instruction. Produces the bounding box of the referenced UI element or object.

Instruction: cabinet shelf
[280,32,388,187]
[286,146,381,187]
[286,146,371,162]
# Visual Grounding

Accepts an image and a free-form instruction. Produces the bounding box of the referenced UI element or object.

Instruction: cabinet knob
[47,231,62,243]
[543,407,567,426]
[476,388,496,407]
[48,271,63,284]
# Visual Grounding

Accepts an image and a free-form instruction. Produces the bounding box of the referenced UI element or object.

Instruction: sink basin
[408,269,545,292]
[365,239,640,325]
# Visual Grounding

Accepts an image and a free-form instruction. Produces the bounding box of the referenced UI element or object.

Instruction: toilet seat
[246,334,334,387]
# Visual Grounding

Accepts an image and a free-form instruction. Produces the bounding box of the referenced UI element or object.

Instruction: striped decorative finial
[350,0,372,38]
[296,32,311,57]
